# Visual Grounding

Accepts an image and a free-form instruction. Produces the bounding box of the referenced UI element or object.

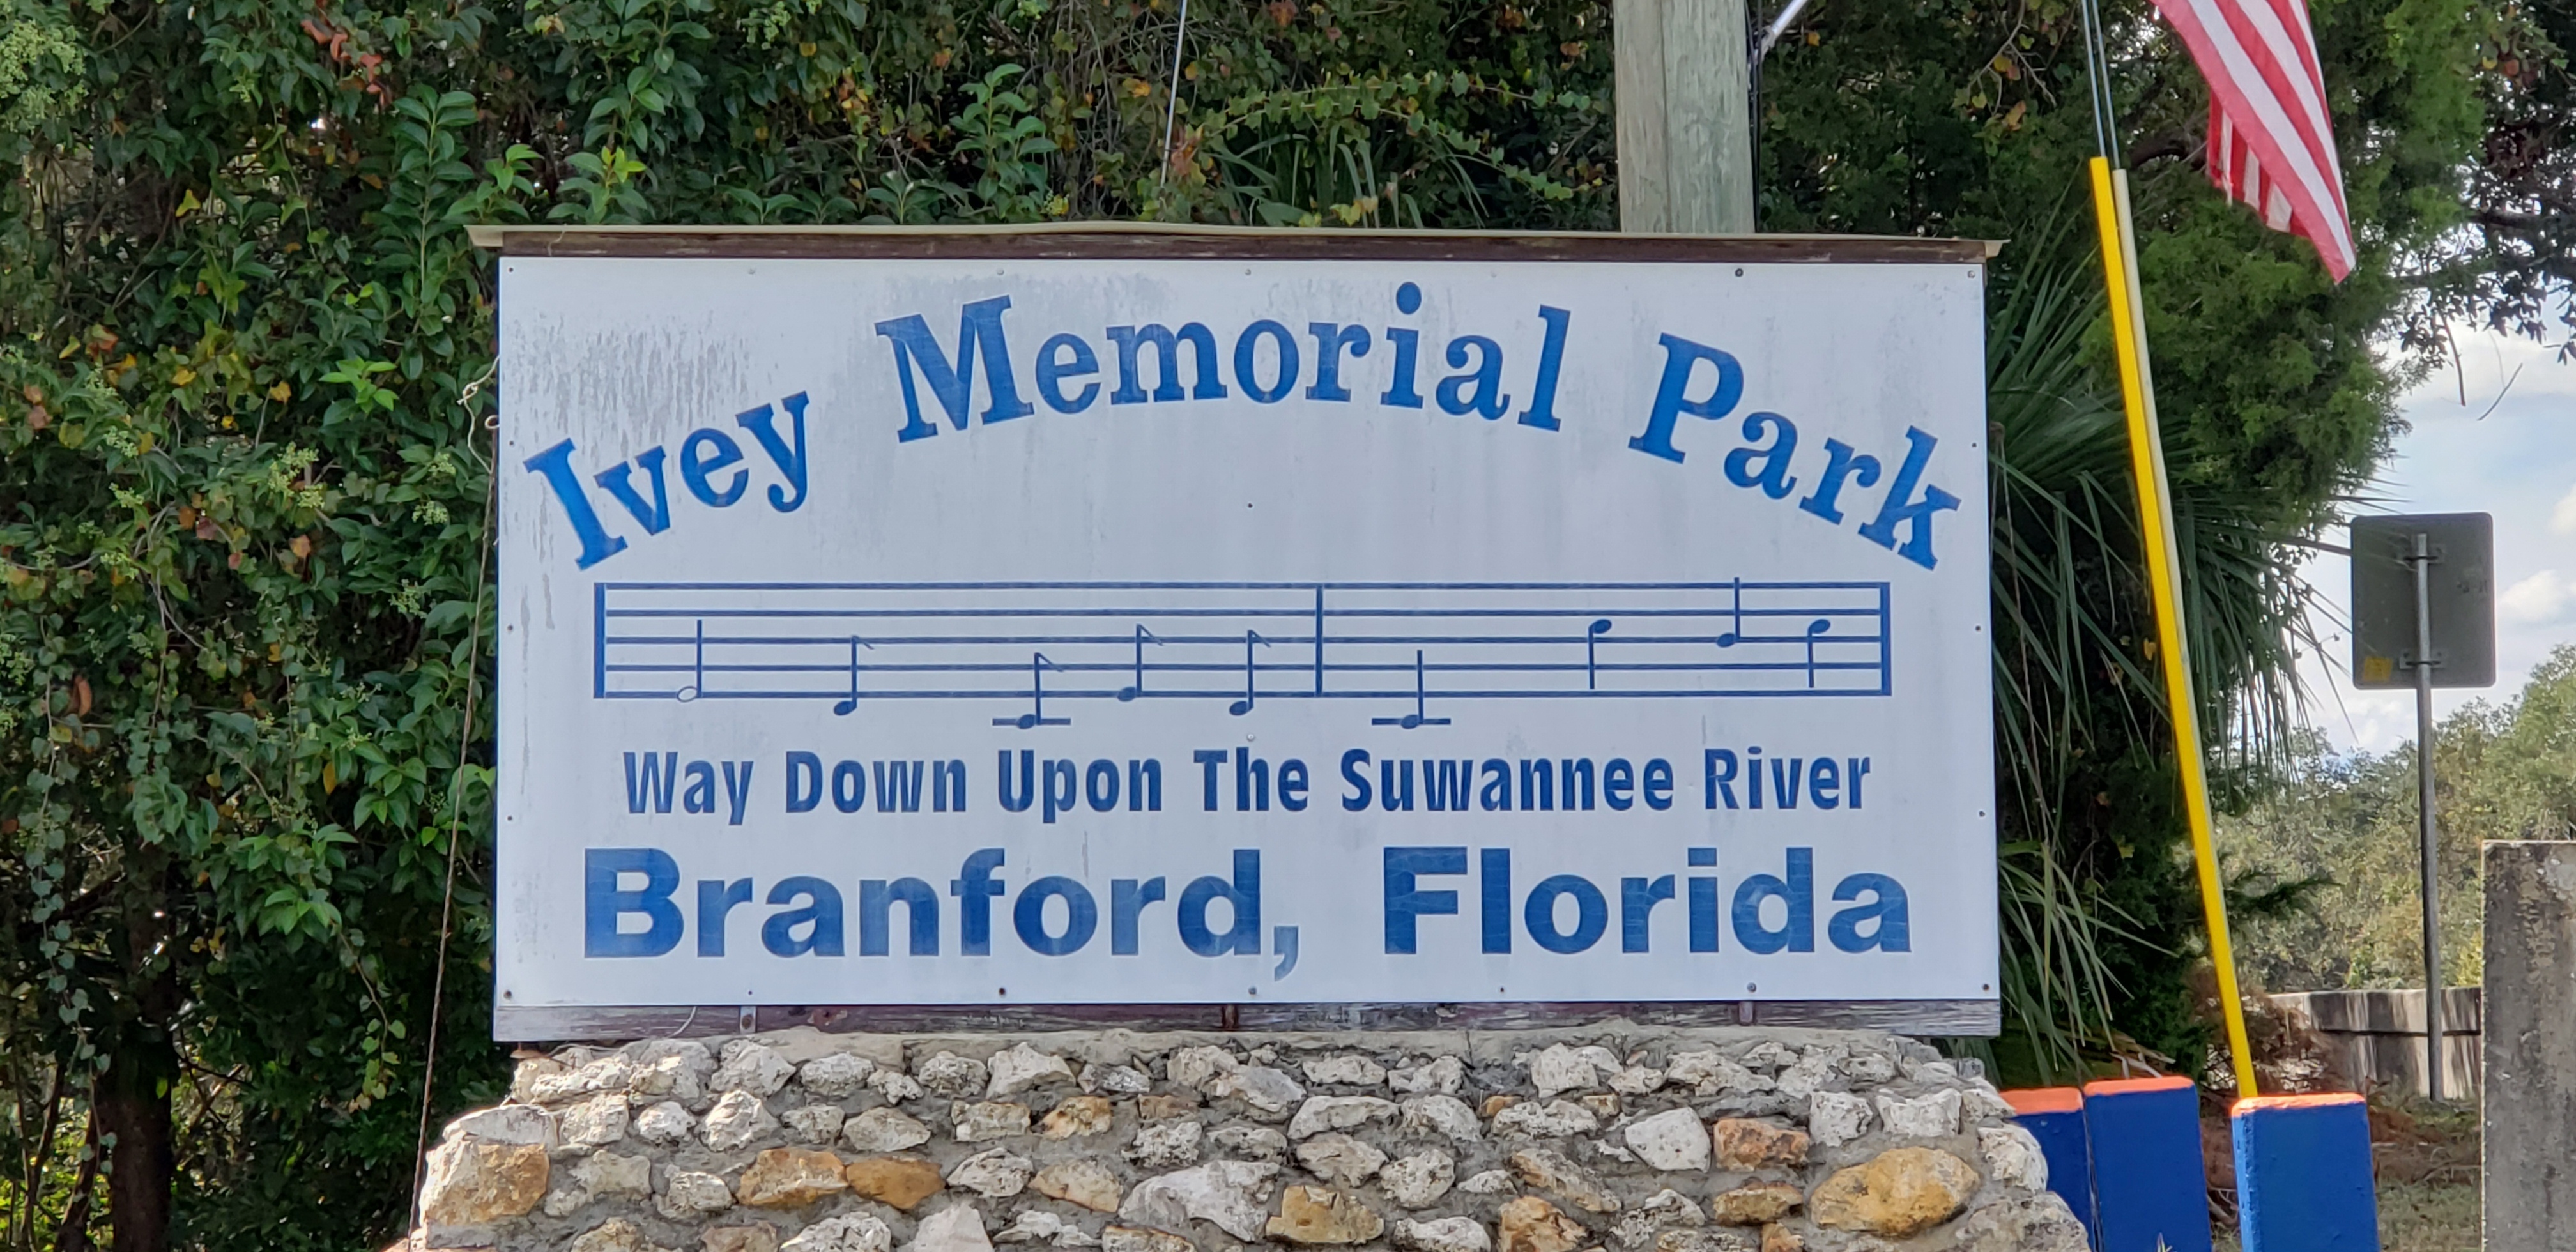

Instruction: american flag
[2151,0,2356,280]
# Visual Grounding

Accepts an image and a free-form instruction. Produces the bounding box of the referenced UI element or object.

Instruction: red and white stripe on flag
[2151,0,2356,280]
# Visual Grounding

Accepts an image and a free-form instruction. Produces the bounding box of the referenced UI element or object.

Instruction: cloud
[2553,482,2576,537]
[2501,569,2576,625]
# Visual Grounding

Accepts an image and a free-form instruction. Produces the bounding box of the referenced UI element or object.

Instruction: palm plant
[1984,224,2330,1080]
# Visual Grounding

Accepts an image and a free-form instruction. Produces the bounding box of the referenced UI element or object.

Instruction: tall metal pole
[2410,530,2445,1101]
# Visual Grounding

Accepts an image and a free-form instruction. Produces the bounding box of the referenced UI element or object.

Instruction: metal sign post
[2352,512,2495,1101]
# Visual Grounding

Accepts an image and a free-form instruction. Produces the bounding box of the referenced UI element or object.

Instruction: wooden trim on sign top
[465,222,2000,265]
[491,998,2002,1042]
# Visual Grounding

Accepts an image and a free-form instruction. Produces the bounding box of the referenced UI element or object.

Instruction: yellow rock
[843,1154,947,1210]
[1496,1196,1587,1252]
[420,1140,549,1227]
[737,1148,850,1208]
[1809,1147,1979,1239]
[1266,1185,1386,1244]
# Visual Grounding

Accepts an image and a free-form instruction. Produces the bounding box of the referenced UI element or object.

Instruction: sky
[2289,327,2576,754]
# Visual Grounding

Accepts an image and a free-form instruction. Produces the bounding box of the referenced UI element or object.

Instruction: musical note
[994,652,1071,728]
[1714,578,1744,648]
[831,636,875,715]
[1372,650,1453,728]
[1584,618,1613,690]
[676,618,707,701]
[1801,618,1831,689]
[1229,631,1270,715]
[1116,625,1163,702]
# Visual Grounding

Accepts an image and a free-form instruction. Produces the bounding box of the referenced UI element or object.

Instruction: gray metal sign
[2350,512,2496,691]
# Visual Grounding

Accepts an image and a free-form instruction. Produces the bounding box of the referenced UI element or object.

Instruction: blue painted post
[2232,1094,2380,1251]
[2002,1087,2097,1244]
[2083,1076,2212,1252]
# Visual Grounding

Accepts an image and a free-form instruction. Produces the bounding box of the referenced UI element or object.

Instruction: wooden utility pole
[1614,0,1756,233]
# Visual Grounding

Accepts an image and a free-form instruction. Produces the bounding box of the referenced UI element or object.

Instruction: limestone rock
[952,1101,1032,1142]
[845,1156,947,1210]
[1459,1169,1514,1195]
[905,1205,994,1252]
[1287,1096,1397,1140]
[1303,1056,1386,1087]
[1607,1066,1667,1096]
[1394,1216,1492,1252]
[799,1053,877,1099]
[870,1069,927,1104]
[1976,1125,2047,1191]
[1100,1227,1193,1252]
[1496,1196,1586,1252]
[704,1090,779,1152]
[1902,1059,1959,1086]
[845,1108,934,1153]
[560,1092,632,1149]
[1265,1186,1384,1245]
[1621,1109,1708,1172]
[1081,1064,1153,1096]
[1492,1101,1599,1140]
[713,1041,797,1098]
[420,1140,549,1228]
[1033,1159,1126,1212]
[1949,1193,2089,1252]
[1041,1096,1114,1139]
[1609,1189,1703,1248]
[993,1212,1087,1245]
[443,1104,556,1150]
[1506,1149,1620,1214]
[1577,1094,1621,1121]
[917,1051,991,1099]
[1809,1147,1980,1238]
[1124,1120,1204,1169]
[1524,1044,1600,1098]
[1706,1185,1802,1227]
[569,1218,650,1252]
[1206,1066,1305,1115]
[1164,1046,1239,1090]
[514,1057,578,1104]
[574,1150,652,1198]
[634,1101,698,1147]
[1137,1094,1200,1121]
[1873,1090,1959,1141]
[1378,1150,1455,1207]
[1663,1052,1768,1097]
[630,1041,715,1108]
[1712,1120,1809,1172]
[1400,1096,1482,1145]
[947,1149,1036,1198]
[1651,1230,1757,1252]
[988,1044,1077,1097]
[1590,1136,1637,1164]
[705,1222,784,1252]
[1959,1085,2015,1127]
[1117,1159,1280,1241]
[572,1056,639,1099]
[784,1104,848,1145]
[1209,1126,1288,1160]
[1837,1052,1897,1085]
[1296,1133,1388,1187]
[1805,1092,1872,1149]
[739,1148,852,1209]
[1388,1057,1464,1096]
[1740,1042,1797,1072]
[659,1170,737,1219]
[783,1214,893,1252]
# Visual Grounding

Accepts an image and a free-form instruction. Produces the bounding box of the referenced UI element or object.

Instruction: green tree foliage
[2221,646,2576,993]
[0,0,2531,1244]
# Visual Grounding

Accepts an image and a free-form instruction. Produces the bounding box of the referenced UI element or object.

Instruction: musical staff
[594,580,1894,726]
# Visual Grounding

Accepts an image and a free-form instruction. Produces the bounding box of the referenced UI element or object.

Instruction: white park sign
[491,230,1997,1025]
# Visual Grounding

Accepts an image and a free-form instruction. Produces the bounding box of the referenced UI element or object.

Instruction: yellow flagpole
[2087,155,2262,1097]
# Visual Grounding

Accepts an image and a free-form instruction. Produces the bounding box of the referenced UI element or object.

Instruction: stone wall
[409,1025,2085,1252]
